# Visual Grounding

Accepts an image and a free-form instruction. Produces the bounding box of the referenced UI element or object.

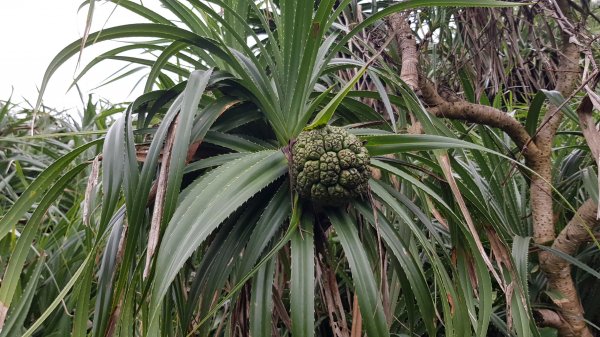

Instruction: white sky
[0,1,165,114]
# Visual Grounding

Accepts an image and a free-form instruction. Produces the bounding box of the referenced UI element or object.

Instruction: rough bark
[389,12,423,134]
[531,26,580,244]
[429,101,537,154]
[539,200,599,337]
[535,309,565,330]
[421,78,539,160]
[531,2,587,335]
[389,12,419,93]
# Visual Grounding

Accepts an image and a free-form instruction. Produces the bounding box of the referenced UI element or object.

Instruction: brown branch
[529,2,591,336]
[430,101,538,155]
[535,308,565,329]
[530,0,581,250]
[420,78,539,160]
[533,0,581,148]
[542,199,599,337]
[389,12,423,134]
[389,12,419,93]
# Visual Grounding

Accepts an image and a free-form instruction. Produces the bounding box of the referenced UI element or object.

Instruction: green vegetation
[1,1,599,337]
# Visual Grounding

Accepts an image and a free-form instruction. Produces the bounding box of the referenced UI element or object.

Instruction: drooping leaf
[327,208,390,337]
[162,69,213,224]
[250,258,275,337]
[150,150,288,323]
[291,215,315,337]
[361,133,496,155]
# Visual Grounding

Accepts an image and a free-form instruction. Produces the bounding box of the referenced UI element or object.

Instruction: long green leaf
[327,208,390,337]
[236,183,291,278]
[540,89,578,123]
[99,117,125,233]
[354,202,436,336]
[361,133,496,155]
[162,69,213,224]
[35,24,236,111]
[512,236,536,337]
[250,258,275,337]
[583,168,599,203]
[108,0,173,24]
[92,208,126,337]
[143,42,191,93]
[537,245,600,279]
[183,198,263,334]
[72,259,96,337]
[150,150,288,323]
[291,215,315,337]
[459,68,476,103]
[369,180,463,336]
[185,196,301,337]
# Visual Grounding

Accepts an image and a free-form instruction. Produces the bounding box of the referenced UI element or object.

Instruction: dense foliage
[1,1,599,337]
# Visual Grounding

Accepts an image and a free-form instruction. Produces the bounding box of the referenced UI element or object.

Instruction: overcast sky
[0,1,164,113]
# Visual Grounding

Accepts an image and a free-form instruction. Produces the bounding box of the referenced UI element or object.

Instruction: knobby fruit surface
[291,125,370,205]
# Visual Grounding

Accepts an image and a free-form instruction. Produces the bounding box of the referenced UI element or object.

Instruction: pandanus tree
[1,0,599,337]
